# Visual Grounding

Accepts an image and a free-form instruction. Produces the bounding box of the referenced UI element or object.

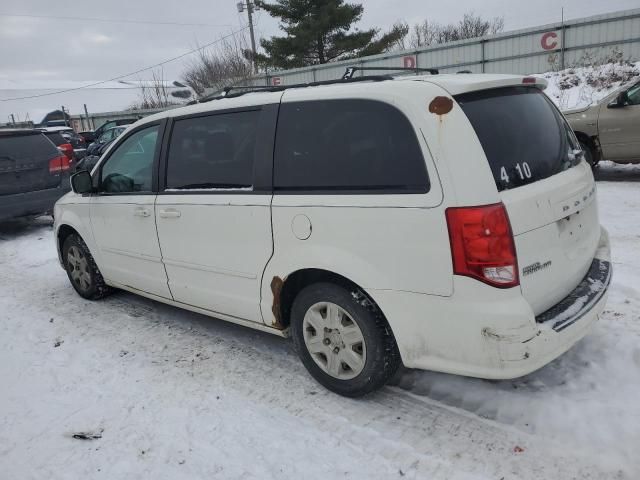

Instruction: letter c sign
[541,32,558,50]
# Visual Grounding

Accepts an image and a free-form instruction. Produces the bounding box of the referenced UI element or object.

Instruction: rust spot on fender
[270,276,286,329]
[428,96,453,115]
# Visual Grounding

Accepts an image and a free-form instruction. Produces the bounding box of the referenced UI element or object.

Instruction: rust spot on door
[270,276,285,329]
[428,96,453,115]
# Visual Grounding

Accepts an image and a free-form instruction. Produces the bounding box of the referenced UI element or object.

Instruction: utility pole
[560,7,566,71]
[84,104,91,131]
[61,106,69,127]
[237,0,259,73]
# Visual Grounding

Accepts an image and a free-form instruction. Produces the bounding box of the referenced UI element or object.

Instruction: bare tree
[407,12,504,49]
[182,34,254,97]
[129,69,186,110]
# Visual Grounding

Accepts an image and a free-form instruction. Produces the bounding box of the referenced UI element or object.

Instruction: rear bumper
[0,182,70,222]
[369,227,611,379]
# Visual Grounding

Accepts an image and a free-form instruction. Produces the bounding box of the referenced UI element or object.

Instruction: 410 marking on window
[501,162,532,184]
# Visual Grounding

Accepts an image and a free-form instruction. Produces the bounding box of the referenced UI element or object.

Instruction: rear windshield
[456,87,581,191]
[0,133,58,161]
[44,132,69,146]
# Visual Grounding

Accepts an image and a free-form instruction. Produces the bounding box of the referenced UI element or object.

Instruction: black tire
[580,140,598,168]
[62,233,112,300]
[290,282,401,397]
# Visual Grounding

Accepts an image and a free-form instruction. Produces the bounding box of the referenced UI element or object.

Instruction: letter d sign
[403,56,416,69]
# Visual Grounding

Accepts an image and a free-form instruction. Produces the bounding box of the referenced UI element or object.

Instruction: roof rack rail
[198,74,393,103]
[342,66,438,80]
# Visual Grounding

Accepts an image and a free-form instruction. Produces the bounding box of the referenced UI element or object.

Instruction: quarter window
[100,125,159,193]
[273,99,429,193]
[165,110,260,190]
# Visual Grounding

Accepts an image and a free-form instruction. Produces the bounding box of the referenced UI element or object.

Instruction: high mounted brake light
[446,203,519,288]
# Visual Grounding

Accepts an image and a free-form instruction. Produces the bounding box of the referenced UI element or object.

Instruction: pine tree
[255,0,407,69]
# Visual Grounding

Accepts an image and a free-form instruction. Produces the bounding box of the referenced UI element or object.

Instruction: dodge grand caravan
[53,73,611,397]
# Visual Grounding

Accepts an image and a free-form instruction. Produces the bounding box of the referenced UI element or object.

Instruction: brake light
[58,143,74,161]
[49,155,71,174]
[445,203,519,288]
[522,77,536,84]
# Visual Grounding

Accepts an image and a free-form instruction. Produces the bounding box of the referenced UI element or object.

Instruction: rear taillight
[49,155,71,174]
[59,143,74,161]
[445,203,519,288]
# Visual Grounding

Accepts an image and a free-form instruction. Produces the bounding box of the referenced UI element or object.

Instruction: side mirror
[609,91,629,108]
[70,170,93,194]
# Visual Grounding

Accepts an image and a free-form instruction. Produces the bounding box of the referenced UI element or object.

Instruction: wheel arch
[57,224,80,254]
[55,220,98,269]
[272,268,392,334]
[574,131,601,163]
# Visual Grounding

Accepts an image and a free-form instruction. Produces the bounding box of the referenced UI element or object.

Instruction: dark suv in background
[39,127,87,162]
[0,130,71,222]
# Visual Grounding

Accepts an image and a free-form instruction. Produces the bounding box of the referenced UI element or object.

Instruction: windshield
[456,86,581,191]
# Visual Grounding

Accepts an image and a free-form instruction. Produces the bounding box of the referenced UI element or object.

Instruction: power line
[0,26,250,102]
[0,12,232,28]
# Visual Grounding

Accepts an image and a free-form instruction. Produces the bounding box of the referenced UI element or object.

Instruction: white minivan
[54,73,611,397]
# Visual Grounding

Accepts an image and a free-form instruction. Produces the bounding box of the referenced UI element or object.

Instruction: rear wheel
[291,283,400,397]
[62,234,112,300]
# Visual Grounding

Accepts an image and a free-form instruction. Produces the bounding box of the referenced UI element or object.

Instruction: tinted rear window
[274,99,429,193]
[456,87,581,191]
[44,132,67,146]
[0,133,58,161]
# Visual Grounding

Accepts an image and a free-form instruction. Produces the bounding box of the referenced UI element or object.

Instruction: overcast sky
[1,0,638,121]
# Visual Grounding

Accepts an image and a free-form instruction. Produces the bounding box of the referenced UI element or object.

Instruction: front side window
[273,99,429,193]
[100,125,159,193]
[99,130,113,143]
[165,110,260,190]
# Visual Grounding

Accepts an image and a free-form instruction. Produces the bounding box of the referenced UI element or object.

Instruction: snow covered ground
[537,61,640,110]
[1,162,639,479]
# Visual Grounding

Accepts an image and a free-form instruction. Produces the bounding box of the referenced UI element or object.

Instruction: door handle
[133,207,151,217]
[159,209,181,219]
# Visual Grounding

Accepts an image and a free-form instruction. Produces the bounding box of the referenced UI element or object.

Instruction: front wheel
[62,234,112,300]
[291,283,400,397]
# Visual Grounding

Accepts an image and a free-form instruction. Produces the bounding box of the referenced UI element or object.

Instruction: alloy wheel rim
[302,302,366,380]
[67,246,91,292]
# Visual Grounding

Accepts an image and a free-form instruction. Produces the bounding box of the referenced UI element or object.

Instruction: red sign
[541,32,559,50]
[403,56,416,69]
[271,77,282,86]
